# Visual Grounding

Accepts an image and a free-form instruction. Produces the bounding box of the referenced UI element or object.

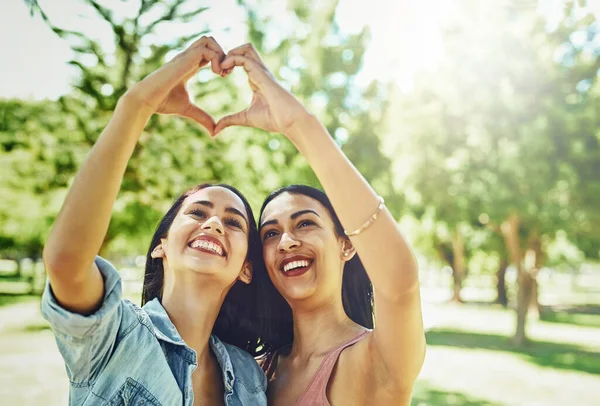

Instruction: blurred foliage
[6,2,599,286]
[386,0,599,340]
[391,0,599,262]
[4,0,392,257]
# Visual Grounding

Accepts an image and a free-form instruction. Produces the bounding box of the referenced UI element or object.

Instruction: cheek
[262,244,276,267]
[231,235,250,260]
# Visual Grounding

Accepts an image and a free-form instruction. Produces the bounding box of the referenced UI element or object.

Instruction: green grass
[1,291,599,405]
[0,293,38,308]
[413,302,600,406]
[425,329,600,375]
[540,307,600,328]
[412,383,504,406]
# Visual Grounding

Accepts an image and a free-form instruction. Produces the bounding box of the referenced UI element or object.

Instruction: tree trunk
[496,258,508,307]
[501,215,545,346]
[514,270,534,346]
[451,230,466,303]
[501,214,529,345]
[525,232,543,319]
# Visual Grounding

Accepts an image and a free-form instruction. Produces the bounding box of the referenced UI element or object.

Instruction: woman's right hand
[123,36,226,134]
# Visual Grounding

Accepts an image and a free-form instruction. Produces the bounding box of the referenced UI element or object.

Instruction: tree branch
[141,0,187,36]
[85,0,115,26]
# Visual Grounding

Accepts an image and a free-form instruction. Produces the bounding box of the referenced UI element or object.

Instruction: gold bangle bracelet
[344,196,385,237]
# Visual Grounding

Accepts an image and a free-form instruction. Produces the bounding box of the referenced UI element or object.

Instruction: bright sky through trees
[3,0,577,100]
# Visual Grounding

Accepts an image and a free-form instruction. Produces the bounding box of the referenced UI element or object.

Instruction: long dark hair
[142,183,264,356]
[256,185,374,350]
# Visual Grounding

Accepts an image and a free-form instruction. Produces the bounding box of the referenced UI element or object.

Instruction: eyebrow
[189,200,248,226]
[260,209,320,230]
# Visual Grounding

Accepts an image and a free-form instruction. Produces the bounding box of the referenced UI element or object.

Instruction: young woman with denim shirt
[212,44,426,405]
[42,36,267,406]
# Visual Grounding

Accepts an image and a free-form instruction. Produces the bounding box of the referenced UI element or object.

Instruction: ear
[238,261,253,284]
[340,238,357,262]
[150,239,167,259]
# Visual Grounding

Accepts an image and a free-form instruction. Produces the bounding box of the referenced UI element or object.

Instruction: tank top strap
[296,330,370,406]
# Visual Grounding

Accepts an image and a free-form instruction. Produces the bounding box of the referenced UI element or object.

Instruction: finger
[188,36,226,74]
[226,43,264,66]
[172,46,219,81]
[179,47,221,82]
[221,54,262,73]
[183,104,216,135]
[221,55,275,91]
[220,67,235,78]
[214,110,249,136]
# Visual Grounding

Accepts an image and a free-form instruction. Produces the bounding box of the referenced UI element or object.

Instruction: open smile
[279,255,314,277]
[188,235,226,257]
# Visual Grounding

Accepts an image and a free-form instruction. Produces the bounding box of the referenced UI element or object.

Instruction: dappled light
[1,0,599,405]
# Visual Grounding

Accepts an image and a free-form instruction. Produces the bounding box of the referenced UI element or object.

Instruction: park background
[1,0,599,405]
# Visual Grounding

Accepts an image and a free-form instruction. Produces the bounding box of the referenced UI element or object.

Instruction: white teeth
[283,260,310,272]
[190,240,223,256]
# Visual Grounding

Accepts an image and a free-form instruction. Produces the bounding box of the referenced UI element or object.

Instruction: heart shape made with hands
[159,40,304,139]
[167,43,271,137]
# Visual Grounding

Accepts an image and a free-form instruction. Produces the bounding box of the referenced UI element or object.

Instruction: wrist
[284,112,325,150]
[117,90,156,120]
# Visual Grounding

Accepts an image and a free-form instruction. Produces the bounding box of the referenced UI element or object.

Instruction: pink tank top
[266,330,370,406]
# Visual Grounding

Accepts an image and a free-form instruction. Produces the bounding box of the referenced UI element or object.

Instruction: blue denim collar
[143,298,187,346]
[142,298,235,390]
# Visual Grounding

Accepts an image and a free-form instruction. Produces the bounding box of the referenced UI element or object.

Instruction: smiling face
[155,186,252,286]
[260,192,349,303]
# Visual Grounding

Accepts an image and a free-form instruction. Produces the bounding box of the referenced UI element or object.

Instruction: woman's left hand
[213,43,311,138]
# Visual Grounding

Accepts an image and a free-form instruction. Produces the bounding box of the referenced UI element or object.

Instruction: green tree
[0,99,83,259]
[387,1,600,344]
[17,0,396,258]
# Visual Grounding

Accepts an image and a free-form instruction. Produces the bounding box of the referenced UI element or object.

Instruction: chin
[278,283,318,302]
[184,257,224,274]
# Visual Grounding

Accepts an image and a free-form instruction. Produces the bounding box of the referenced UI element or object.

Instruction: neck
[161,272,229,362]
[289,296,364,359]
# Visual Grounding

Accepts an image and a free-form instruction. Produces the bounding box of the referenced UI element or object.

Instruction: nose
[201,215,224,235]
[277,232,300,252]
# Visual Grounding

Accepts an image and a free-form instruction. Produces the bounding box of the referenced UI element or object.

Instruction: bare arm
[287,117,425,388]
[214,44,425,388]
[43,101,153,314]
[43,37,223,314]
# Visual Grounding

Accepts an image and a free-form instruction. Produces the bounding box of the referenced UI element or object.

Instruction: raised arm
[285,118,425,387]
[43,36,224,314]
[214,43,425,389]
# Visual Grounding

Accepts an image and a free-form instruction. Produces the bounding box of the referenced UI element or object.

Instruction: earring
[343,251,349,257]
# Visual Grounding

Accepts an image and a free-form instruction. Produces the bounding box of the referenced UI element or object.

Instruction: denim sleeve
[41,256,133,384]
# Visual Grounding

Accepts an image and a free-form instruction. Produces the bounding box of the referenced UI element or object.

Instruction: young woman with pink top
[214,43,426,406]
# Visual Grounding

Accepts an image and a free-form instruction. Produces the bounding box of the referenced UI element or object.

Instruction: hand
[213,43,311,138]
[122,36,226,134]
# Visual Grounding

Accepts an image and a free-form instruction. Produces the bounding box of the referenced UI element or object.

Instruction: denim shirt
[41,256,267,406]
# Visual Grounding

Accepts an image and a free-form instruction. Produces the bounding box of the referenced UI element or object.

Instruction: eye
[262,230,278,241]
[189,209,207,219]
[298,220,315,228]
[225,218,243,229]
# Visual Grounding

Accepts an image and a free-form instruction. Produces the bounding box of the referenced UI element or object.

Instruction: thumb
[214,109,249,136]
[182,104,215,135]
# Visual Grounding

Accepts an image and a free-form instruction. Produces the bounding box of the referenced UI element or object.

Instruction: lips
[279,255,314,276]
[188,235,227,257]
